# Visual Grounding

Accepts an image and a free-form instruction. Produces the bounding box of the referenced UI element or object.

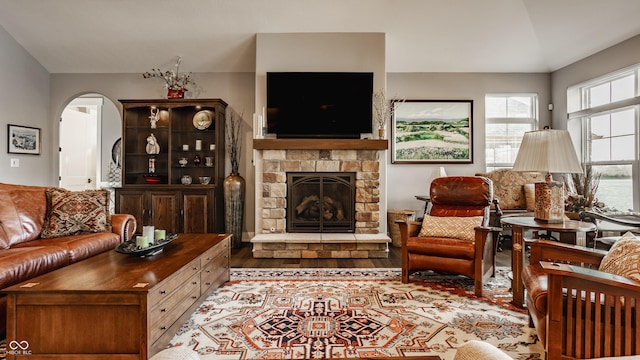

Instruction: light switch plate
[10,158,19,167]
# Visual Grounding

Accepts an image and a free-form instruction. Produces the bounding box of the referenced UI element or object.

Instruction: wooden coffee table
[3,233,230,360]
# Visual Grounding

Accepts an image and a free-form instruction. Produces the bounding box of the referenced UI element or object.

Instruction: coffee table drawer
[150,273,200,326]
[149,257,200,305]
[201,254,228,293]
[149,274,201,343]
[200,238,229,268]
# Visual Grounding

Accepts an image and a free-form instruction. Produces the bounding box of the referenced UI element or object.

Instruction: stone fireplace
[251,139,390,259]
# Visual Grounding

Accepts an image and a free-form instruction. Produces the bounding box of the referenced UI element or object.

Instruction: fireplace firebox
[287,172,355,233]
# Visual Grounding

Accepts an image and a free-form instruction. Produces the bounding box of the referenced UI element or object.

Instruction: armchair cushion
[418,215,483,241]
[40,188,111,239]
[599,231,640,281]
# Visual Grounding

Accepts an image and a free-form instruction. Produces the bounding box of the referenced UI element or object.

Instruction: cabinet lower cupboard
[116,187,217,234]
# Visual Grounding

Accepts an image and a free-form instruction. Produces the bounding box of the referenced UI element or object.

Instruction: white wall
[0,25,51,186]
[386,72,551,215]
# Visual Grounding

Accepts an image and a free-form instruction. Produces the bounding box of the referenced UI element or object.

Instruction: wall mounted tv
[266,72,374,139]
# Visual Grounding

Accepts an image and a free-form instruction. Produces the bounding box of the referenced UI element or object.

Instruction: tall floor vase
[224,173,245,249]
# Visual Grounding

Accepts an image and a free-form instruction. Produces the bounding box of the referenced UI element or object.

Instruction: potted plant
[564,165,604,219]
[142,56,194,99]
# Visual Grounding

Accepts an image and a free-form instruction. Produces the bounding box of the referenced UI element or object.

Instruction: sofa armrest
[110,214,137,243]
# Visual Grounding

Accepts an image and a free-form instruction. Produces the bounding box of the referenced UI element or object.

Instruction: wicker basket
[387,209,416,247]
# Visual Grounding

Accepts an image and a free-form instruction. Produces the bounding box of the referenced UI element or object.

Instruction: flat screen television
[266,72,373,139]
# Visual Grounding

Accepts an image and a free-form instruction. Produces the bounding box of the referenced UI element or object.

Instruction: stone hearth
[252,139,390,259]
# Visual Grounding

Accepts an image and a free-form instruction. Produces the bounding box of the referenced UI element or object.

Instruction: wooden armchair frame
[526,239,640,359]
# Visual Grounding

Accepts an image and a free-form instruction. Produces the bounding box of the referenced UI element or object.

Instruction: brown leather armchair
[523,239,640,358]
[397,176,500,297]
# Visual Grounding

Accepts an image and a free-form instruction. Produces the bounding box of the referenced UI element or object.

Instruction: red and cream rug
[167,268,544,359]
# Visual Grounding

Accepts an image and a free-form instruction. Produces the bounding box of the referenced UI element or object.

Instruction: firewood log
[296,194,319,215]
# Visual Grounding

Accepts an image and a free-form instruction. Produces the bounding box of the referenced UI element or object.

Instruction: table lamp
[512,129,583,223]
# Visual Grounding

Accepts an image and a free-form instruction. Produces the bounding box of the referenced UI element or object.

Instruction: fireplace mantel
[253,139,388,150]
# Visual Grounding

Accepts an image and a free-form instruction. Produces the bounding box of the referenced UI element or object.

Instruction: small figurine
[146,134,160,154]
[149,108,160,129]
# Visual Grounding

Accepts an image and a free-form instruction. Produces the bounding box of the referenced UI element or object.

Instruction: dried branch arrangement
[225,108,243,175]
[373,89,405,129]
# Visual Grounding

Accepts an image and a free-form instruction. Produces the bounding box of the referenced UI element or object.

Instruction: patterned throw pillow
[417,215,483,242]
[599,232,640,282]
[40,188,111,239]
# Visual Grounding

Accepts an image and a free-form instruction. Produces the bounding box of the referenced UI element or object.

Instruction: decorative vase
[378,128,385,139]
[224,173,245,249]
[167,88,185,99]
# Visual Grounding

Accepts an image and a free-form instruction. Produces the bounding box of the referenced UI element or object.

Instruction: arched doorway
[59,94,121,190]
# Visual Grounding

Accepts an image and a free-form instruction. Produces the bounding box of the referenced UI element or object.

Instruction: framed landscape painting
[391,100,473,164]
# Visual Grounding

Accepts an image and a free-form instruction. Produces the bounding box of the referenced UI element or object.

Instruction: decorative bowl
[199,176,211,185]
[143,175,161,184]
[115,233,178,257]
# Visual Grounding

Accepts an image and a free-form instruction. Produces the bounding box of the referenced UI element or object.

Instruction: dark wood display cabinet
[115,99,227,234]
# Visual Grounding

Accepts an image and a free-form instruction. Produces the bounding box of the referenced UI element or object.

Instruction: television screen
[266,72,373,139]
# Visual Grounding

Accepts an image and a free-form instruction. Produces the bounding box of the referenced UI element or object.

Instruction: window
[485,94,538,171]
[568,65,640,212]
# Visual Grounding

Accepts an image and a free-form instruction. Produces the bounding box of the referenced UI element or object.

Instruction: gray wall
[0,25,51,186]
[551,34,640,131]
[386,72,551,214]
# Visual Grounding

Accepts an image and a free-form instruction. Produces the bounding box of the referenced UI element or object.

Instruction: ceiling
[1,0,639,74]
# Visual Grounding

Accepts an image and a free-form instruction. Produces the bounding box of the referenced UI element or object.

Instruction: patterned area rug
[168,267,543,359]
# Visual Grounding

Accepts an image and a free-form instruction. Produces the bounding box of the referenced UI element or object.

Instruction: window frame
[567,64,640,212]
[484,93,539,170]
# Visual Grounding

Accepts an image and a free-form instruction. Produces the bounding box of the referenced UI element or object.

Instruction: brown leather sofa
[0,183,136,337]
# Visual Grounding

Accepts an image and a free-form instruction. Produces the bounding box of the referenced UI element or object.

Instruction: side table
[500,216,596,307]
[415,195,431,216]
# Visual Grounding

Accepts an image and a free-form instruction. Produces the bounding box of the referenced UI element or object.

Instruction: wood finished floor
[230,243,512,268]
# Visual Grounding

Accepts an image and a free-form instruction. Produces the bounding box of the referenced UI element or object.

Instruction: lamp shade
[512,129,583,174]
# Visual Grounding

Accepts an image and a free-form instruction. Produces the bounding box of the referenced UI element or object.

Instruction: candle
[182,144,189,151]
[142,225,155,243]
[136,236,149,248]
[154,229,166,241]
[209,144,215,151]
[195,139,202,151]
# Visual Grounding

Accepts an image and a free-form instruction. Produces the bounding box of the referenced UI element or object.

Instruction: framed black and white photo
[7,124,41,155]
[391,100,473,164]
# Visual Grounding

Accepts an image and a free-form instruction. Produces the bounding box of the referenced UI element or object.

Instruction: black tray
[115,233,178,257]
